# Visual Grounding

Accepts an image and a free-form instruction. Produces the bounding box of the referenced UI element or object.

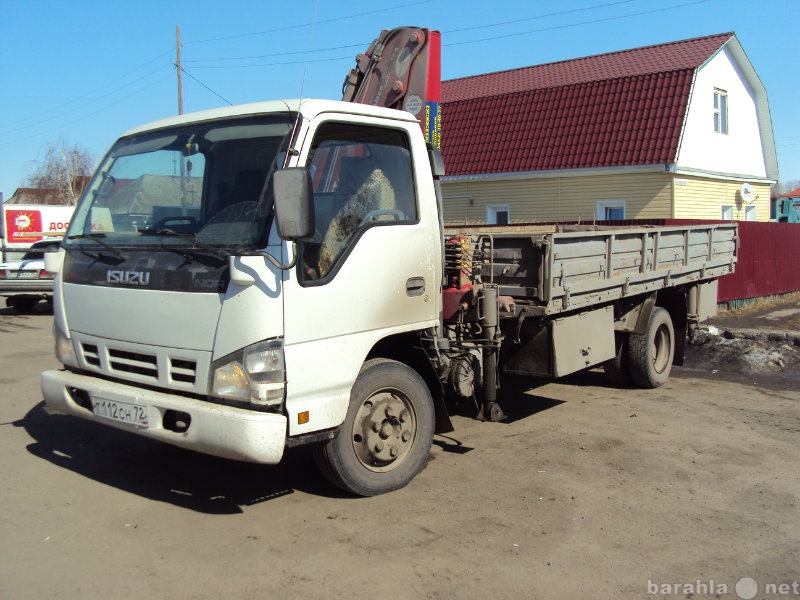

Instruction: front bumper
[41,369,287,464]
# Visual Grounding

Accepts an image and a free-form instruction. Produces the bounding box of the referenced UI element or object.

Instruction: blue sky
[1,0,798,198]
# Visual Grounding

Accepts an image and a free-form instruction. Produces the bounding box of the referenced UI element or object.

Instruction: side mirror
[44,249,63,275]
[272,167,315,241]
[428,146,446,178]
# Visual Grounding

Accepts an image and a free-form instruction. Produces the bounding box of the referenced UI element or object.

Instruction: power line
[0,50,174,137]
[444,0,710,48]
[184,0,432,45]
[182,42,364,64]
[179,0,706,69]
[443,0,637,34]
[4,73,175,146]
[174,63,232,106]
[185,54,354,70]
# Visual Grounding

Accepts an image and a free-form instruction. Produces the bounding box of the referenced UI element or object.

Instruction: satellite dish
[740,183,754,202]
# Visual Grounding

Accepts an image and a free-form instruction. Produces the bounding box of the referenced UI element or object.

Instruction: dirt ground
[686,292,800,379]
[0,300,797,599]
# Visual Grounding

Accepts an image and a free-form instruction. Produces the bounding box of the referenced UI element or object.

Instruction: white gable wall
[677,47,766,178]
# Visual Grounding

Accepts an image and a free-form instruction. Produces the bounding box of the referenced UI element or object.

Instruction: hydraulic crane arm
[342,26,442,149]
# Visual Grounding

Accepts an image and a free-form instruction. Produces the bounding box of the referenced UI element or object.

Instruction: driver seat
[317,160,395,276]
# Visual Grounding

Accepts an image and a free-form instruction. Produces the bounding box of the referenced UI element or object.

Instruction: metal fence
[715,221,800,304]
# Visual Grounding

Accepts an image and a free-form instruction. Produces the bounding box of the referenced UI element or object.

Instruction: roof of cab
[123,98,419,137]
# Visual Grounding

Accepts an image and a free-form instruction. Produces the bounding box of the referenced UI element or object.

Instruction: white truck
[41,28,736,496]
[1,202,73,261]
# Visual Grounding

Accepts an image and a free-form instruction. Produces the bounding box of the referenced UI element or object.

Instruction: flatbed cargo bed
[445,223,738,316]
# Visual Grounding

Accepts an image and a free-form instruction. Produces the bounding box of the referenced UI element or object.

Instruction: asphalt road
[1,307,798,599]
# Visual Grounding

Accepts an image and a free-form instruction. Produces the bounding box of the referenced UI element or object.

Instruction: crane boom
[342,26,441,149]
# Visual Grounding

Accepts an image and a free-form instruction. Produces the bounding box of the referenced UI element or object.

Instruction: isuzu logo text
[106,270,151,286]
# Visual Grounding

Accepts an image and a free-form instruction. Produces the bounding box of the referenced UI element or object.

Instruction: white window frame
[744,205,757,221]
[486,204,510,225]
[596,200,626,221]
[714,89,729,134]
[721,204,734,220]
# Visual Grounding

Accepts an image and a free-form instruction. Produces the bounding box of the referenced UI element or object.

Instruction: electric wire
[5,72,174,145]
[183,0,432,45]
[445,0,710,48]
[0,49,174,136]
[174,63,232,106]
[178,0,708,70]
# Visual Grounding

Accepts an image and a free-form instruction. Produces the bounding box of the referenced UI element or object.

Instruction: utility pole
[176,25,184,115]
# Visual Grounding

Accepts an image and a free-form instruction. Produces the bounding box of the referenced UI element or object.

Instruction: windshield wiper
[139,228,230,259]
[68,233,128,261]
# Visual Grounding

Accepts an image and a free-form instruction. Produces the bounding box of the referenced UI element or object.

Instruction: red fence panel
[716,222,800,302]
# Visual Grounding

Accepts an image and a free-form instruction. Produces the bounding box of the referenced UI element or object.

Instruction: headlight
[211,338,285,408]
[54,323,78,368]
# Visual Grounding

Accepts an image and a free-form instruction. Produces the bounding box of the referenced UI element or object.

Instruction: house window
[486,204,509,225]
[744,205,757,221]
[714,89,728,134]
[721,204,734,220]
[596,200,626,221]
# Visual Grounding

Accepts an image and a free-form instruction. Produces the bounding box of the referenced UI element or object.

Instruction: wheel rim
[651,324,671,374]
[352,388,417,473]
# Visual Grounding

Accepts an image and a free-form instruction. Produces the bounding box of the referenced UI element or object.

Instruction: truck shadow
[20,401,348,514]
[20,373,598,512]
[0,301,53,317]
[446,374,568,424]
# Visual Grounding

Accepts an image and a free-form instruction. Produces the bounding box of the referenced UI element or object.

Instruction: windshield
[65,114,295,252]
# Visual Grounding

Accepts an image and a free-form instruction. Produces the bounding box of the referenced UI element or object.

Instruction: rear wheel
[313,358,435,496]
[628,307,674,388]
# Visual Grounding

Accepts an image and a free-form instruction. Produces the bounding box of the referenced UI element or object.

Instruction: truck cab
[43,99,444,494]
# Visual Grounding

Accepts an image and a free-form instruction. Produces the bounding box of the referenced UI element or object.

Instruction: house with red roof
[440,33,777,225]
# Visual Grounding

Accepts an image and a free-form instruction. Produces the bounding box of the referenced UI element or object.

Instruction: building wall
[672,175,770,221]
[677,47,767,178]
[442,172,672,225]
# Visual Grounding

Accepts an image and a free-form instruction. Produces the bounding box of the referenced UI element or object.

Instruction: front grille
[76,336,203,392]
[109,348,158,379]
[170,358,197,384]
[82,343,100,367]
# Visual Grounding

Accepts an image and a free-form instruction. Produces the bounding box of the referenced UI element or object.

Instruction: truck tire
[603,334,631,386]
[627,307,674,388]
[312,358,435,496]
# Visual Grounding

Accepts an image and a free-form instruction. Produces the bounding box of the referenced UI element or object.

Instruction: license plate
[92,397,149,428]
[11,271,38,279]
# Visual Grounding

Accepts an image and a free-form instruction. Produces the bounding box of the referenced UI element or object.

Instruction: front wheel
[313,358,435,496]
[628,307,675,388]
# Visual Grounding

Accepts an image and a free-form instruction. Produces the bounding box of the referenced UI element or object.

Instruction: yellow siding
[673,176,770,221]
[442,173,672,225]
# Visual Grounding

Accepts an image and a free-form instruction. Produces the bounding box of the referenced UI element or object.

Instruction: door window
[302,122,416,280]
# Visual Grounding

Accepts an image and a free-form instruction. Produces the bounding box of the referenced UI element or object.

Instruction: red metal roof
[441,33,734,175]
[780,188,800,198]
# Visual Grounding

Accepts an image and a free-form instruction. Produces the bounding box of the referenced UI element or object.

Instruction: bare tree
[25,138,94,205]
[772,179,800,196]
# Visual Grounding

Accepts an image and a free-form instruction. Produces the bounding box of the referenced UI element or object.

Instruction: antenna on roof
[298,0,320,102]
[284,0,320,168]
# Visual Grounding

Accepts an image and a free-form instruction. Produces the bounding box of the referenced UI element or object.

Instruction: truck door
[281,118,439,434]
